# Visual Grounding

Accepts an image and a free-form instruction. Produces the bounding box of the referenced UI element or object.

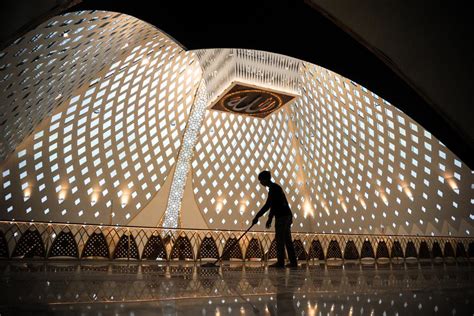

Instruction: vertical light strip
[162,81,208,228]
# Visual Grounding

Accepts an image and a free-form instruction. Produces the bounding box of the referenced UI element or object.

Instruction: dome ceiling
[1,0,473,168]
[0,11,472,236]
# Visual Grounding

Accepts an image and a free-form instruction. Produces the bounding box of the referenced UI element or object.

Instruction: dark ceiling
[1,0,473,168]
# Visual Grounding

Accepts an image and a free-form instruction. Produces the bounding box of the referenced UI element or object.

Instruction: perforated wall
[190,60,474,236]
[292,63,474,235]
[0,11,202,224]
[0,11,154,160]
[0,11,472,237]
[191,104,311,230]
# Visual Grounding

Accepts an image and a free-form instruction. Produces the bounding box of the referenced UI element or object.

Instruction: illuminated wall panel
[292,63,474,235]
[190,59,474,236]
[0,11,472,236]
[191,106,313,230]
[0,11,201,224]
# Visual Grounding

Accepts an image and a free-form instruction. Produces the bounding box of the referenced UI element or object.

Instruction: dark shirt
[255,182,292,221]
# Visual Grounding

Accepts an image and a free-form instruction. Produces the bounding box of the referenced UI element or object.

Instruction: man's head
[258,170,272,187]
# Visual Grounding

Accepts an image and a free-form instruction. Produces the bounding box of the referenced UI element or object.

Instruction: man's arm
[265,209,274,229]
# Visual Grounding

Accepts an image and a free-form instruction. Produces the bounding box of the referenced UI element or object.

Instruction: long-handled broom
[201,223,255,268]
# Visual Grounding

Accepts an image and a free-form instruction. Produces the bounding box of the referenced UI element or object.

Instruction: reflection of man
[267,271,298,315]
[252,171,297,268]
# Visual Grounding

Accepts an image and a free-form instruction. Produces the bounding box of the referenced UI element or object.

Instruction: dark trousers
[275,215,297,265]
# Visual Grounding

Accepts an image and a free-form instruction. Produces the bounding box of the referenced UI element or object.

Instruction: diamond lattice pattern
[0,11,202,224]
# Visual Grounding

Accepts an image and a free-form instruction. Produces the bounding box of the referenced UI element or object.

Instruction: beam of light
[446,176,459,193]
[121,195,129,207]
[380,191,389,206]
[303,200,314,218]
[216,201,223,214]
[23,188,31,201]
[307,301,318,316]
[91,191,99,206]
[403,186,413,200]
[58,190,67,203]
[339,197,348,213]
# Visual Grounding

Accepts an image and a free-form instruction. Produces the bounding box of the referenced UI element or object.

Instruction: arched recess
[113,233,139,260]
[245,238,263,260]
[170,235,194,260]
[221,237,243,261]
[308,239,325,260]
[12,228,45,258]
[142,234,167,260]
[81,231,109,259]
[48,230,79,258]
[198,236,219,260]
[343,240,359,260]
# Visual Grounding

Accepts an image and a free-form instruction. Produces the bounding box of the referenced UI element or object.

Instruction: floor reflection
[0,261,472,315]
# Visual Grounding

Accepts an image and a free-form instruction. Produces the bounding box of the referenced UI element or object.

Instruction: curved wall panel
[0,11,472,237]
[0,11,202,224]
[190,58,474,236]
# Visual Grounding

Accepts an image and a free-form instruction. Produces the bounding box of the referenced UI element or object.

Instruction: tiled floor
[0,260,472,315]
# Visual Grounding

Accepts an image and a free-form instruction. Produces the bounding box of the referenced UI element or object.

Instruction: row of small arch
[1,229,473,261]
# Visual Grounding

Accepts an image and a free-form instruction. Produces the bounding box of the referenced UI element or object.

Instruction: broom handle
[213,223,255,264]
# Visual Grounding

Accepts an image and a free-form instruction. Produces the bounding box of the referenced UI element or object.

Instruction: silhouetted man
[252,170,297,268]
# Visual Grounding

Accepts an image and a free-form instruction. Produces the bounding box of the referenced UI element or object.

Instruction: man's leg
[285,215,297,265]
[274,218,286,266]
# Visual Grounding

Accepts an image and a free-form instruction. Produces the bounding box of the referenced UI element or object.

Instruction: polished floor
[0,260,473,315]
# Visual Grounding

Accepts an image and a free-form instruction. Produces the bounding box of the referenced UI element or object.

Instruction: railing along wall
[0,220,473,262]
